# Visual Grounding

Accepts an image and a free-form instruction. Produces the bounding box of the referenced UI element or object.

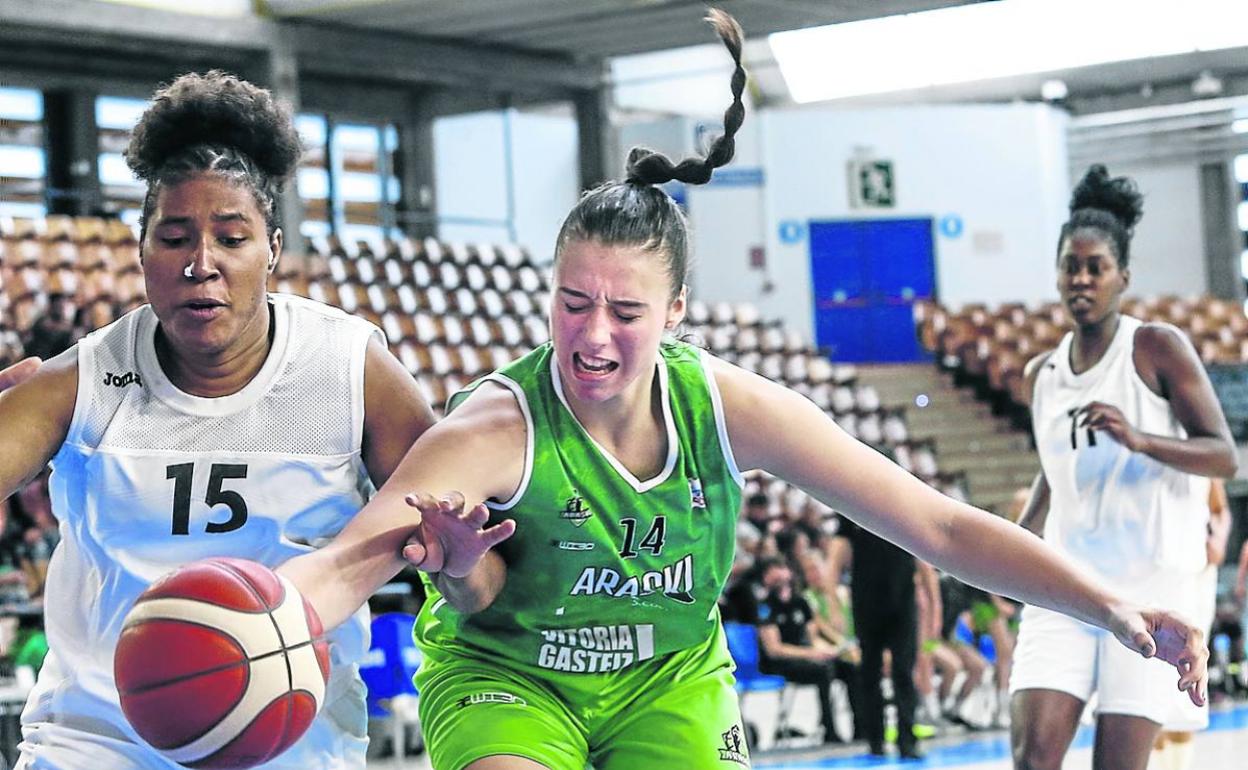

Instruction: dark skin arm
[0,350,77,503]
[1206,479,1231,567]
[0,358,41,391]
[1079,323,1237,478]
[360,337,438,487]
[1017,350,1053,536]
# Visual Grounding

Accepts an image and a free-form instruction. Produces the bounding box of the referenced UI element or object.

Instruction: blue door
[809,218,935,363]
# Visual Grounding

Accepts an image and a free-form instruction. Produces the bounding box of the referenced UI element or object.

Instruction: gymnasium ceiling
[261,0,1248,112]
[258,0,980,60]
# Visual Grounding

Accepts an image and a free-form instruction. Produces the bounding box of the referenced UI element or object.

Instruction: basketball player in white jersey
[0,72,436,769]
[1010,164,1237,770]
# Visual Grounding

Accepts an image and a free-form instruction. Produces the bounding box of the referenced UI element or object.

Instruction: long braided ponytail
[554,8,749,300]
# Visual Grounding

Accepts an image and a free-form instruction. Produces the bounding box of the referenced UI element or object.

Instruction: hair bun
[125,70,300,183]
[622,8,746,189]
[1069,164,1143,232]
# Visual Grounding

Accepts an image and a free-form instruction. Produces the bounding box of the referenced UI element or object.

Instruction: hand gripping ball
[114,558,331,768]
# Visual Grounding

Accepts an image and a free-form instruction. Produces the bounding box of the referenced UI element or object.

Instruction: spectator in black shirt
[753,557,864,744]
[831,514,923,758]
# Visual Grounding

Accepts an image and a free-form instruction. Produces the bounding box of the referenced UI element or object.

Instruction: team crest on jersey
[718,724,748,765]
[689,477,706,509]
[560,492,593,527]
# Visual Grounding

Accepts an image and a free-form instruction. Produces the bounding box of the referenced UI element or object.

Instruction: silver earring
[183,263,194,279]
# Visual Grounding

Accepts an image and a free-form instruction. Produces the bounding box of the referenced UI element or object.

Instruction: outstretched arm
[712,358,1207,703]
[279,382,525,628]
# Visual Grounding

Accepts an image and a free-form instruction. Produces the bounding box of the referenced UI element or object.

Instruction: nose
[582,305,612,347]
[185,238,221,282]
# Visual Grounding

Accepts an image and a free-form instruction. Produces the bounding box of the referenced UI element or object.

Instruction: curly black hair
[125,71,301,239]
[1056,164,1144,268]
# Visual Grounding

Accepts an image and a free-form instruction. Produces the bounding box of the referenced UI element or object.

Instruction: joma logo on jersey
[103,371,142,388]
[560,493,592,527]
[568,554,695,604]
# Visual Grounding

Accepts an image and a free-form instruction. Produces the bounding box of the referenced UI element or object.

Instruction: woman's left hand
[1108,603,1208,706]
[1079,402,1145,452]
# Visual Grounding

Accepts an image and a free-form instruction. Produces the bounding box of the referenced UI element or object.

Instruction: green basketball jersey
[415,340,743,675]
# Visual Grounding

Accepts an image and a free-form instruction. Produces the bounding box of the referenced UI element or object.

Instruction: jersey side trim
[479,373,535,512]
[699,349,744,488]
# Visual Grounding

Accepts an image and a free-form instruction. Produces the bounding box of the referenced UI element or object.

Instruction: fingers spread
[483,519,517,549]
[464,503,490,527]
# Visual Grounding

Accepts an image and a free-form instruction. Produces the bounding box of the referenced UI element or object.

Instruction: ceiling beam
[288,21,599,95]
[0,0,599,98]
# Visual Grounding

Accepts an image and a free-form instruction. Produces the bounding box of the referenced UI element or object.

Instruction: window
[331,121,401,244]
[95,95,150,226]
[0,87,46,218]
[1236,153,1248,310]
[294,116,402,244]
[295,114,330,239]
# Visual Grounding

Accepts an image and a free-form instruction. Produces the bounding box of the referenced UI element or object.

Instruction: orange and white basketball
[114,558,330,769]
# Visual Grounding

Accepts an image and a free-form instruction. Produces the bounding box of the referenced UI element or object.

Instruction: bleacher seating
[919,295,1248,420]
[1,214,959,514]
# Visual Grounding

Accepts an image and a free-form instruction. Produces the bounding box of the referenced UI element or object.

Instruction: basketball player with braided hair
[1009,165,1236,770]
[282,13,1207,770]
[0,71,435,768]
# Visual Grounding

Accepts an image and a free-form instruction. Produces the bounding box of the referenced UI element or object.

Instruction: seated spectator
[22,293,78,362]
[741,492,777,538]
[938,575,992,729]
[800,552,855,655]
[753,557,864,744]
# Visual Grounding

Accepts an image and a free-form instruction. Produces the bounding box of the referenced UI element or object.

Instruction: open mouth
[573,352,619,376]
[1068,296,1093,309]
[183,300,226,319]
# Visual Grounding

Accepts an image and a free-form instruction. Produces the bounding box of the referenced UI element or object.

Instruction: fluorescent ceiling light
[770,0,1248,103]
[1233,118,1248,134]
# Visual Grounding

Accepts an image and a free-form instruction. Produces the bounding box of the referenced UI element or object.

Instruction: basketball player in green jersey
[281,10,1209,769]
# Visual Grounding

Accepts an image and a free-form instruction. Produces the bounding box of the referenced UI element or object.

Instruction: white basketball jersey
[1032,315,1209,593]
[21,294,379,769]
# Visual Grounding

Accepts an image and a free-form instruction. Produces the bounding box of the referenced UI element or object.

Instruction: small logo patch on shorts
[718,724,748,766]
[455,692,528,709]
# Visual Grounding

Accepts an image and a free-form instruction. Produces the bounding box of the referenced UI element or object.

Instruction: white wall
[510,112,579,264]
[614,115,771,307]
[758,103,1071,339]
[1101,161,1207,298]
[433,109,578,262]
